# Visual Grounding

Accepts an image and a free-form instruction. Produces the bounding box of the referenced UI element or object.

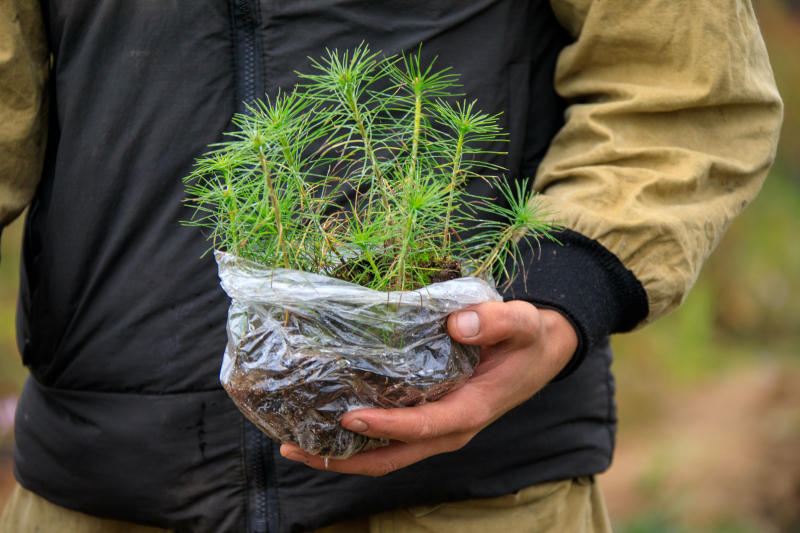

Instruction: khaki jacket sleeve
[541,0,783,324]
[0,0,49,228]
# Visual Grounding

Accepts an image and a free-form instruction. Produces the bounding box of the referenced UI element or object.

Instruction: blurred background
[1,1,798,531]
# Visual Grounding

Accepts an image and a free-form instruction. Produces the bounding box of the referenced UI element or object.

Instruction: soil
[223,294,479,458]
[424,259,462,284]
[331,256,463,290]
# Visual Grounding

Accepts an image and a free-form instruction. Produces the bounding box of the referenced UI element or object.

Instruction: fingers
[350,390,489,441]
[278,301,564,477]
[447,300,541,348]
[278,380,496,476]
[278,393,482,476]
[280,437,469,477]
[336,301,546,445]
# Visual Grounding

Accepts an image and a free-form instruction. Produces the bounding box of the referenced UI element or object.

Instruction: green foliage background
[1,0,798,529]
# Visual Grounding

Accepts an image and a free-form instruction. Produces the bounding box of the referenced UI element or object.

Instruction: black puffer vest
[14,1,623,531]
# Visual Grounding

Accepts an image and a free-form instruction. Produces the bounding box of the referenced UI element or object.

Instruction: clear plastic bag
[216,252,503,459]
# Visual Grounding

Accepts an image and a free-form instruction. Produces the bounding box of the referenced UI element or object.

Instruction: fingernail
[344,419,368,433]
[456,311,480,338]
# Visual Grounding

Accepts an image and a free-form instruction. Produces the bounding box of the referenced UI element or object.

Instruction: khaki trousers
[1,477,612,532]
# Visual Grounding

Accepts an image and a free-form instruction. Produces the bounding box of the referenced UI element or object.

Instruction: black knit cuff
[500,229,649,380]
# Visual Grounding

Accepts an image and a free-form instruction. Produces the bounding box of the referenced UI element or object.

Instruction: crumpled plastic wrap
[216,251,503,459]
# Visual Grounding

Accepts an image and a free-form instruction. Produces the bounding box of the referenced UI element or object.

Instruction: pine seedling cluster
[185,44,558,291]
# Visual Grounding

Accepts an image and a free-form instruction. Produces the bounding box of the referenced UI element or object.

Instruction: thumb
[447,301,540,347]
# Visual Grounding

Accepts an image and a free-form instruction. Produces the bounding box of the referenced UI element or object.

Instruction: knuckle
[509,301,541,340]
[465,405,491,433]
[409,414,438,441]
[487,303,516,339]
[444,433,472,452]
[369,459,401,477]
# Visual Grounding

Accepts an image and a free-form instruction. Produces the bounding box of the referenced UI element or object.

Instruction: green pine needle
[184,45,559,291]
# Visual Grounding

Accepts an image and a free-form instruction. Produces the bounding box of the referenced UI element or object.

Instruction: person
[0,0,782,532]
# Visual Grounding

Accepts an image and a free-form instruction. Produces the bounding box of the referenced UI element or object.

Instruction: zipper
[230,2,273,531]
[244,422,274,533]
[231,0,263,112]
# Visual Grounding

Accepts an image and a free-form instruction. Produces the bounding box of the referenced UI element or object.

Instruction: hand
[279,300,577,476]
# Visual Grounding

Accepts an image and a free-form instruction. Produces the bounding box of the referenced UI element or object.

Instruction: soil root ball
[217,252,502,459]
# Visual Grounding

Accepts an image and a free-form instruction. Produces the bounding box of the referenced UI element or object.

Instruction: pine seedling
[185,44,559,291]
